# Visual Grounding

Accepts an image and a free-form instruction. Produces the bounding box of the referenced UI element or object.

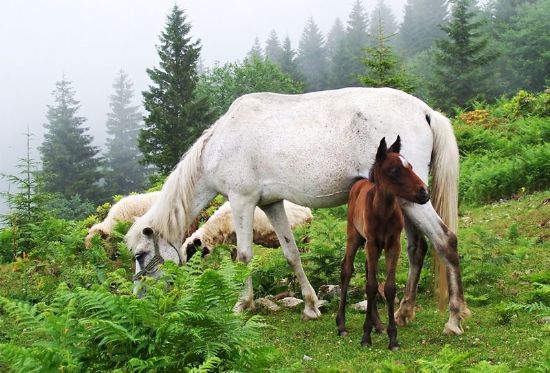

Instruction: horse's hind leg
[385,238,401,351]
[401,202,471,336]
[228,194,258,313]
[260,201,320,320]
[336,224,364,336]
[395,216,428,326]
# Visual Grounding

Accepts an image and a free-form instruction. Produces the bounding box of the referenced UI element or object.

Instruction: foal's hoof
[302,306,321,321]
[389,345,400,352]
[338,329,348,337]
[360,340,372,348]
[462,306,473,319]
[443,321,464,336]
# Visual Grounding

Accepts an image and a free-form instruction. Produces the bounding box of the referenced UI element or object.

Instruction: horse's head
[372,135,430,204]
[125,216,183,293]
[181,235,211,263]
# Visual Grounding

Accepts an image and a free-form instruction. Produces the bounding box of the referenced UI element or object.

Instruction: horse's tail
[429,110,459,311]
[150,125,217,245]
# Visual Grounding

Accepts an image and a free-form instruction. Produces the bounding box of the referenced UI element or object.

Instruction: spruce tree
[397,0,449,57]
[39,77,102,202]
[360,20,416,93]
[279,36,302,82]
[1,130,49,259]
[104,70,148,195]
[326,18,349,89]
[341,0,370,87]
[247,37,264,61]
[139,5,214,174]
[265,30,284,65]
[296,17,328,92]
[430,0,495,111]
[368,0,399,44]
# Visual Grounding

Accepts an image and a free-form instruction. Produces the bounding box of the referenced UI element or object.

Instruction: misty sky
[0,0,406,205]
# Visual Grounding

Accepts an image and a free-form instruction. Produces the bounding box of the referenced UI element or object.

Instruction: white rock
[318,285,341,300]
[303,355,313,361]
[351,300,368,312]
[278,297,304,308]
[254,297,281,312]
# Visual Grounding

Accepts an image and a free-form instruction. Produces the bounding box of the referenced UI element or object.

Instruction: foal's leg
[385,237,401,351]
[260,201,321,320]
[365,253,384,334]
[395,217,428,326]
[361,241,380,347]
[229,194,257,313]
[401,202,471,335]
[336,224,364,336]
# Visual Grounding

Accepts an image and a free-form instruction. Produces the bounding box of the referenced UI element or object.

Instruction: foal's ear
[376,137,388,161]
[388,135,401,154]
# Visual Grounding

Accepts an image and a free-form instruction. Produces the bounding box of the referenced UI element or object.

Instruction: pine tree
[265,30,284,65]
[360,19,416,93]
[296,17,327,92]
[139,5,214,174]
[104,70,148,195]
[430,0,496,111]
[368,0,399,44]
[397,0,449,57]
[279,36,302,82]
[326,18,349,89]
[341,0,370,87]
[1,130,50,258]
[39,77,102,202]
[247,37,264,61]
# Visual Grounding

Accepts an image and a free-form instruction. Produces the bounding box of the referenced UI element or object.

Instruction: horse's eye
[389,167,399,176]
[134,253,145,262]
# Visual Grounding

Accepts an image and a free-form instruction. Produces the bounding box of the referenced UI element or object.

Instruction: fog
[0,0,406,209]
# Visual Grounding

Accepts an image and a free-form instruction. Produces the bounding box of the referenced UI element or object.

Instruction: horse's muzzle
[416,188,430,204]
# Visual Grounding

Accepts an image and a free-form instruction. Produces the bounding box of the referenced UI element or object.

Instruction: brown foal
[336,136,430,350]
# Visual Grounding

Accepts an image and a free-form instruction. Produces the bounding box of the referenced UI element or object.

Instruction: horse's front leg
[362,241,379,347]
[336,224,364,335]
[385,238,401,351]
[260,201,320,320]
[395,217,428,326]
[402,202,471,335]
[228,194,257,313]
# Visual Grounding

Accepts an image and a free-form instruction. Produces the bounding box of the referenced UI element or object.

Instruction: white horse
[125,87,470,335]
[181,200,312,261]
[86,192,160,248]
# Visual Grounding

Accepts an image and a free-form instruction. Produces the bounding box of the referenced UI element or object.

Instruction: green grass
[257,191,550,372]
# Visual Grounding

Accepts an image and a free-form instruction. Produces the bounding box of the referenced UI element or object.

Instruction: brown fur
[336,136,429,350]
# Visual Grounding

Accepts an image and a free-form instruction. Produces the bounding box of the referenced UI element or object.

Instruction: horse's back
[203,88,435,208]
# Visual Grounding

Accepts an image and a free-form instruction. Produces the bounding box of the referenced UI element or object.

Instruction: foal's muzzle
[416,187,430,204]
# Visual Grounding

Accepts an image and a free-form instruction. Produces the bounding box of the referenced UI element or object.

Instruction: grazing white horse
[126,87,470,335]
[86,192,160,248]
[181,200,312,261]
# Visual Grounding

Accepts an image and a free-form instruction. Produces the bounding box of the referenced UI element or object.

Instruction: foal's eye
[388,167,400,176]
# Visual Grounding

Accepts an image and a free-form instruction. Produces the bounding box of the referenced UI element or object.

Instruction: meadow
[0,90,548,371]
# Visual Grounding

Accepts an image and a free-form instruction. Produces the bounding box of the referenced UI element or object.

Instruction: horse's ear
[142,227,154,236]
[388,135,401,153]
[376,137,388,162]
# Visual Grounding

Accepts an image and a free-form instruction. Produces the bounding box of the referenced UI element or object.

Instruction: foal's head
[370,136,430,204]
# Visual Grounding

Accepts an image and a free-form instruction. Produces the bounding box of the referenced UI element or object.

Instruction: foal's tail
[429,110,459,311]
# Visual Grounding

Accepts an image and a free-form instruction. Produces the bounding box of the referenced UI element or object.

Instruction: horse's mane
[126,124,218,249]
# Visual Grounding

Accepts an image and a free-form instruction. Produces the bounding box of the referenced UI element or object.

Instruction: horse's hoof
[443,321,464,336]
[338,330,348,337]
[395,309,414,326]
[360,340,372,348]
[302,307,321,321]
[233,300,254,314]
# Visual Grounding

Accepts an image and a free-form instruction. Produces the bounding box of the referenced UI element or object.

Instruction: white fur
[126,88,463,324]
[182,200,312,258]
[85,192,160,248]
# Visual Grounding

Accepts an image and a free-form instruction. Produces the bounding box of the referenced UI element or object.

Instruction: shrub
[0,259,275,372]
